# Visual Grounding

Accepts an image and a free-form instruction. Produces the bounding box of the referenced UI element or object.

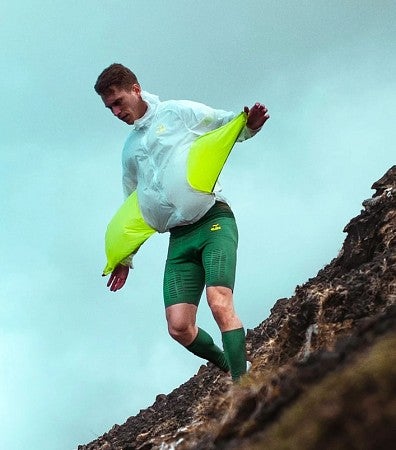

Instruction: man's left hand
[244,103,270,130]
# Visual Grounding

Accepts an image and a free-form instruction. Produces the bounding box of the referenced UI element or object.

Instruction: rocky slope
[79,166,396,450]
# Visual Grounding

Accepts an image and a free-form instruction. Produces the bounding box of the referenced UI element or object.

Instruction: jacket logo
[156,124,167,134]
[210,223,222,231]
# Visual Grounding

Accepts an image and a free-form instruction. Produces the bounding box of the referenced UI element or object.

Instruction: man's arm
[174,99,269,140]
[104,141,138,292]
[173,100,235,136]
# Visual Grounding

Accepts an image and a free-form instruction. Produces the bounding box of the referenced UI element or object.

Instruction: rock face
[79,166,396,450]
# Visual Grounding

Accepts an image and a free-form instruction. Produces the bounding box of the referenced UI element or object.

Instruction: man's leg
[163,204,241,375]
[165,303,229,371]
[201,214,246,381]
[206,286,247,380]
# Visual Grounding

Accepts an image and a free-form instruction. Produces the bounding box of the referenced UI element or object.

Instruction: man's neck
[137,100,148,120]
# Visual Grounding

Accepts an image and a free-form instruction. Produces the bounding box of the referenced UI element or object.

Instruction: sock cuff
[222,327,245,338]
[186,327,209,350]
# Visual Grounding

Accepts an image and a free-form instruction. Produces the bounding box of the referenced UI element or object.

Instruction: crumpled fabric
[121,91,255,233]
[103,111,248,275]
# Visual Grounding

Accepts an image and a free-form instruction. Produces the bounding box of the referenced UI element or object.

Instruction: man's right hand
[244,103,270,130]
[107,264,130,292]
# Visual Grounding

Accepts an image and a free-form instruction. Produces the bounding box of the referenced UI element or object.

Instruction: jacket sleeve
[173,100,258,142]
[173,100,233,134]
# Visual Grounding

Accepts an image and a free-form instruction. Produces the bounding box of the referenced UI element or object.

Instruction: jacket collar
[133,91,160,130]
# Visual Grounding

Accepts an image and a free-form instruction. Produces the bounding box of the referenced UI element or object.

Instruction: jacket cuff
[238,124,261,141]
[120,254,135,269]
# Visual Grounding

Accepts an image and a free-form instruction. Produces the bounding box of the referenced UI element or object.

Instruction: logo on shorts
[210,223,222,231]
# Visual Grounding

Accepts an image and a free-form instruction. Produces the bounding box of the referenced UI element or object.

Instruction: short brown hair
[94,63,139,95]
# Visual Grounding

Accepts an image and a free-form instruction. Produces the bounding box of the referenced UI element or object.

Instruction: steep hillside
[79,166,396,450]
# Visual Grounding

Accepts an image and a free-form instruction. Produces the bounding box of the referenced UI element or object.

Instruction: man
[95,63,269,381]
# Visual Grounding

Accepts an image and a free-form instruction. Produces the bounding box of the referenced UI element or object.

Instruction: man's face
[101,84,144,125]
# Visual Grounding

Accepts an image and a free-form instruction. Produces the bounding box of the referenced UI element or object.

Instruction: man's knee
[167,321,195,342]
[166,303,197,345]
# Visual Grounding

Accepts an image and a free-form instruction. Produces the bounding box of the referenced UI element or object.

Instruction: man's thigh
[163,253,205,307]
[202,217,238,290]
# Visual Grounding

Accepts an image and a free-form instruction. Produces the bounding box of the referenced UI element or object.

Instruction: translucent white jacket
[121,91,256,233]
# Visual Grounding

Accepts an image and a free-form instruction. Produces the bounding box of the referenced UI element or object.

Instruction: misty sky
[1,1,395,449]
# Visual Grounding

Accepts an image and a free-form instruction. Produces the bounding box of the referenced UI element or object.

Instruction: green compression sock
[222,327,247,381]
[186,327,229,372]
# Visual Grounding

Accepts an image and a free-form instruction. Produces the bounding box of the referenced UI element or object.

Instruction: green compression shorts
[163,202,238,307]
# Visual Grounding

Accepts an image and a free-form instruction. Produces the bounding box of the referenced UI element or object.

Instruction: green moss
[248,332,396,450]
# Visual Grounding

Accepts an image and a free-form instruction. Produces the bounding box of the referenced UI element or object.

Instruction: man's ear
[132,83,141,94]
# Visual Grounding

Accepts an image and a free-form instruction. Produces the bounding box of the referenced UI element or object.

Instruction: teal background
[1,1,395,449]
